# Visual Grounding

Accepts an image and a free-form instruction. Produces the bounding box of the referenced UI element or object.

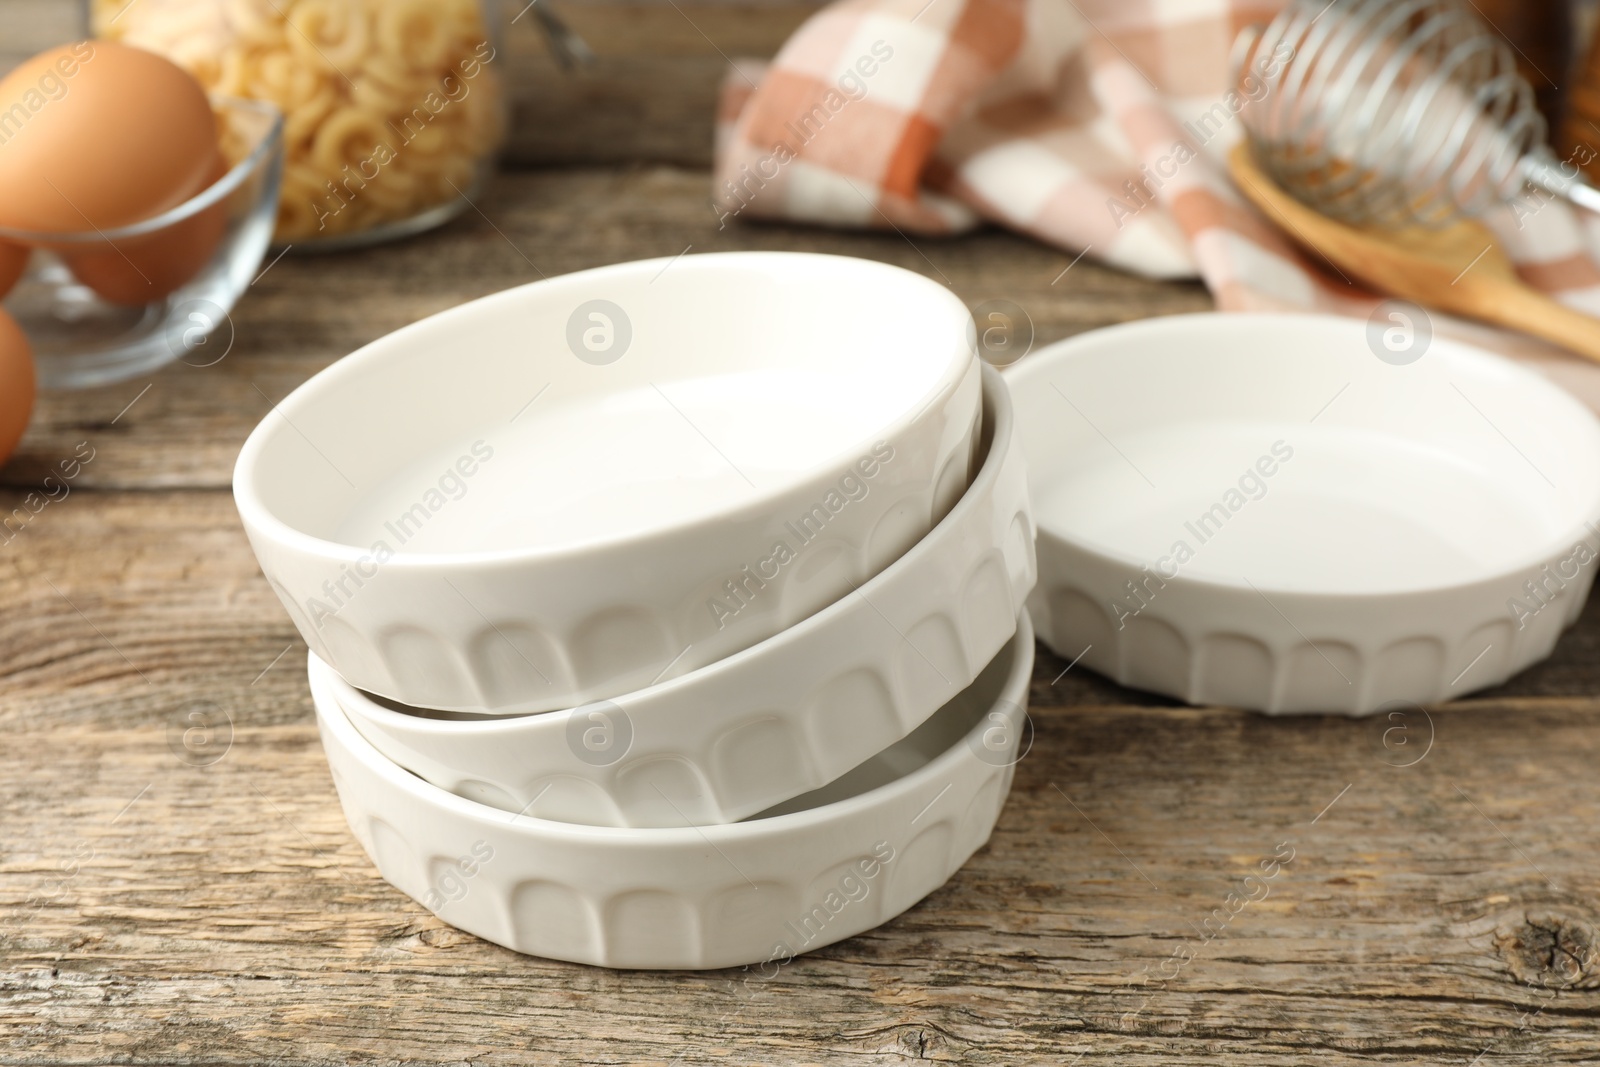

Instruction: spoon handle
[1469,278,1600,364]
[1230,143,1600,366]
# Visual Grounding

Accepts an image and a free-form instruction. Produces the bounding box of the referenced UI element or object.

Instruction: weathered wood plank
[5,490,1600,1063]
[502,0,823,166]
[6,689,1600,1064]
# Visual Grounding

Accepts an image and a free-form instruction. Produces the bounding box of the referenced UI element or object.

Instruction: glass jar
[88,0,507,250]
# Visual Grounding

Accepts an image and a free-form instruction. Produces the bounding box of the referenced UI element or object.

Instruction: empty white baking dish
[312,613,1034,969]
[1009,313,1600,715]
[236,252,981,714]
[318,365,1034,827]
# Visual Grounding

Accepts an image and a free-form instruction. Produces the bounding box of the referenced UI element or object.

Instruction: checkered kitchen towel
[712,0,1600,407]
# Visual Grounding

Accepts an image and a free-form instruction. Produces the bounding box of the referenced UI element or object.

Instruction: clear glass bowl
[0,97,283,389]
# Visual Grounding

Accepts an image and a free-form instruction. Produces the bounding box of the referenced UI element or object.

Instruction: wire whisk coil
[1234,0,1554,228]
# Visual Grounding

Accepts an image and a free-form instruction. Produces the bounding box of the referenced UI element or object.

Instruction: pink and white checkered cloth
[712,0,1600,407]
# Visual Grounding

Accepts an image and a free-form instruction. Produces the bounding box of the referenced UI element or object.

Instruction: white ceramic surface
[1008,313,1600,715]
[236,252,981,714]
[312,614,1034,970]
[320,365,1034,828]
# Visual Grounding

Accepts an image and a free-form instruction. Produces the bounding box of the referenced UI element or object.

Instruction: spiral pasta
[92,0,505,242]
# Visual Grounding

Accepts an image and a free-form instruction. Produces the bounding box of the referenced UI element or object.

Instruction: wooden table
[7,5,1600,1065]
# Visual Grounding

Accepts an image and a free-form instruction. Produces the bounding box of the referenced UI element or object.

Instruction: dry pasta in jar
[91,0,506,244]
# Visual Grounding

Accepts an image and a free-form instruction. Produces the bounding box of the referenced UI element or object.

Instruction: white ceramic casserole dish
[312,615,1034,969]
[1009,313,1600,714]
[236,252,981,713]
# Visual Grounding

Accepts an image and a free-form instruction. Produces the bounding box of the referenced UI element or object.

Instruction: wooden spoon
[1227,141,1600,364]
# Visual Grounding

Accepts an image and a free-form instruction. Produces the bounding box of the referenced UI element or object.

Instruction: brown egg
[0,41,218,233]
[0,310,36,470]
[64,156,230,305]
[0,241,29,299]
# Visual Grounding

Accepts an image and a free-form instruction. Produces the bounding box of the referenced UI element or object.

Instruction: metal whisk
[1233,0,1600,228]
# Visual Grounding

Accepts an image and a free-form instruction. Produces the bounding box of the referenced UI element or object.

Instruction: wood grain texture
[503,0,823,166]
[7,580,1600,1064]
[7,7,1600,1065]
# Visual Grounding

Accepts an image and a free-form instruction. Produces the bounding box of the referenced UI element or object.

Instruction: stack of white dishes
[234,252,1038,968]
